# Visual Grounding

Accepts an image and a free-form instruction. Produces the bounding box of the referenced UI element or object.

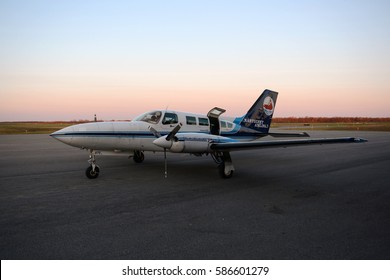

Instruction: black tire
[218,163,233,179]
[86,165,100,179]
[133,151,145,163]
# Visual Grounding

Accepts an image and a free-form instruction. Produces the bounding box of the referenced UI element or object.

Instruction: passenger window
[186,116,197,125]
[227,122,233,129]
[162,113,178,125]
[198,117,209,126]
[221,121,227,128]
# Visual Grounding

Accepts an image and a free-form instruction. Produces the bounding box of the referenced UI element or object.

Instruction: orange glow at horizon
[2,83,390,121]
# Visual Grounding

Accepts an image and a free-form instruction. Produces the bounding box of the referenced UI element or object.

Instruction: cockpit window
[162,112,178,125]
[134,111,162,124]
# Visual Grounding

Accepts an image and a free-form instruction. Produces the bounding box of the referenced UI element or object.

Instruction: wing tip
[353,138,368,143]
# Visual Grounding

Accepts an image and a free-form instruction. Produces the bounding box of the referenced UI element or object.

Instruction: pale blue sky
[1,0,389,120]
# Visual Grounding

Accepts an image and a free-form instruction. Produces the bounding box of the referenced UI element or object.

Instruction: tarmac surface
[0,131,389,259]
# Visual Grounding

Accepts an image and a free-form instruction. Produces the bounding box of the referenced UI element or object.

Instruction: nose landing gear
[86,150,100,179]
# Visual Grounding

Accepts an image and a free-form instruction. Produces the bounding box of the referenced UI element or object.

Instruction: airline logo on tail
[263,96,274,116]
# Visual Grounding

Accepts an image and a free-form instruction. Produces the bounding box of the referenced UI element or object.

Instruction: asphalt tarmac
[0,131,389,260]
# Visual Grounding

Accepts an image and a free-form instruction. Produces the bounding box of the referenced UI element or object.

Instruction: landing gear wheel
[218,163,234,179]
[86,165,100,179]
[133,151,145,163]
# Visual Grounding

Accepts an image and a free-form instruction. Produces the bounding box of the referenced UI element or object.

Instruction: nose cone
[50,125,75,146]
[153,136,172,149]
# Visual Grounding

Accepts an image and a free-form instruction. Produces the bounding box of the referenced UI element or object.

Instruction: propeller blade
[149,126,161,138]
[166,123,182,141]
[164,148,168,178]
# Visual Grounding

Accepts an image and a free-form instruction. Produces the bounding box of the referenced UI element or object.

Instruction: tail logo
[263,96,274,116]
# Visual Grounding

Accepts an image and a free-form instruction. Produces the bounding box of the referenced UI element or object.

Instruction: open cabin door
[207,107,226,135]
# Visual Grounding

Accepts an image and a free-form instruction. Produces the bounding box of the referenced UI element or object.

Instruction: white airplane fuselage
[52,110,245,154]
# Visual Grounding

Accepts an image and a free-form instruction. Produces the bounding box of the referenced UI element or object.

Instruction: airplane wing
[210,137,367,151]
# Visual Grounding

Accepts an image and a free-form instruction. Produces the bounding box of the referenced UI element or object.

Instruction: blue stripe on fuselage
[51,129,267,141]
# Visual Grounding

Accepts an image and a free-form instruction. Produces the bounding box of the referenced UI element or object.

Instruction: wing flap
[210,137,367,151]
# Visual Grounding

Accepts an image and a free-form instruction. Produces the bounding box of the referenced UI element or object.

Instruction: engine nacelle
[170,134,213,153]
[153,133,230,154]
[185,140,210,153]
[170,141,185,153]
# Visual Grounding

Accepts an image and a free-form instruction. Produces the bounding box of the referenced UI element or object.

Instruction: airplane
[50,89,367,179]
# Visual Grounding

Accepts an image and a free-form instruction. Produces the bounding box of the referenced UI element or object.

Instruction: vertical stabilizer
[238,89,278,134]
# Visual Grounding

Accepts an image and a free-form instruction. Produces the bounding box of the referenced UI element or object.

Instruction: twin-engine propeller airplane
[51,89,366,179]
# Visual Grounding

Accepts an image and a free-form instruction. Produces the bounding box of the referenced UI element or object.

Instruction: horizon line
[1,116,390,123]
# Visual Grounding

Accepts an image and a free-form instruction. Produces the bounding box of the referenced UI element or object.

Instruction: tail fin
[238,89,278,134]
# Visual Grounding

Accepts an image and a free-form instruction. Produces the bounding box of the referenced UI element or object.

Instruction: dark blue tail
[237,89,278,134]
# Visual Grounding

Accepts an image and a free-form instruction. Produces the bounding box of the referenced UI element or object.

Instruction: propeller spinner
[152,123,182,149]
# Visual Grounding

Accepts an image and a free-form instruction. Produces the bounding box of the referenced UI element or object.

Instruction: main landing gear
[86,150,100,179]
[133,150,145,163]
[211,151,235,179]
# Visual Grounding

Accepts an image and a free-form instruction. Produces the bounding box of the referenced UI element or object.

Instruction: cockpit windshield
[134,111,162,124]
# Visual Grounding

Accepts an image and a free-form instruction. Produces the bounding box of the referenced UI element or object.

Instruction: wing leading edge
[210,137,367,151]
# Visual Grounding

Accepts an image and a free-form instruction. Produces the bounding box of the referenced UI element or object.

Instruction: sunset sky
[1,0,389,121]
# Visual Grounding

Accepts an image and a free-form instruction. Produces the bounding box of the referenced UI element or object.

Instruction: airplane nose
[153,136,172,149]
[50,126,75,146]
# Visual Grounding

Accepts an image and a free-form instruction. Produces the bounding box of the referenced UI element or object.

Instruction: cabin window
[221,121,227,128]
[198,117,209,126]
[162,112,178,125]
[227,122,233,129]
[186,116,197,125]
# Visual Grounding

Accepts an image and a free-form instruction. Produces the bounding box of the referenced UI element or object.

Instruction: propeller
[166,123,182,141]
[164,148,168,178]
[149,126,161,138]
[150,123,182,178]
